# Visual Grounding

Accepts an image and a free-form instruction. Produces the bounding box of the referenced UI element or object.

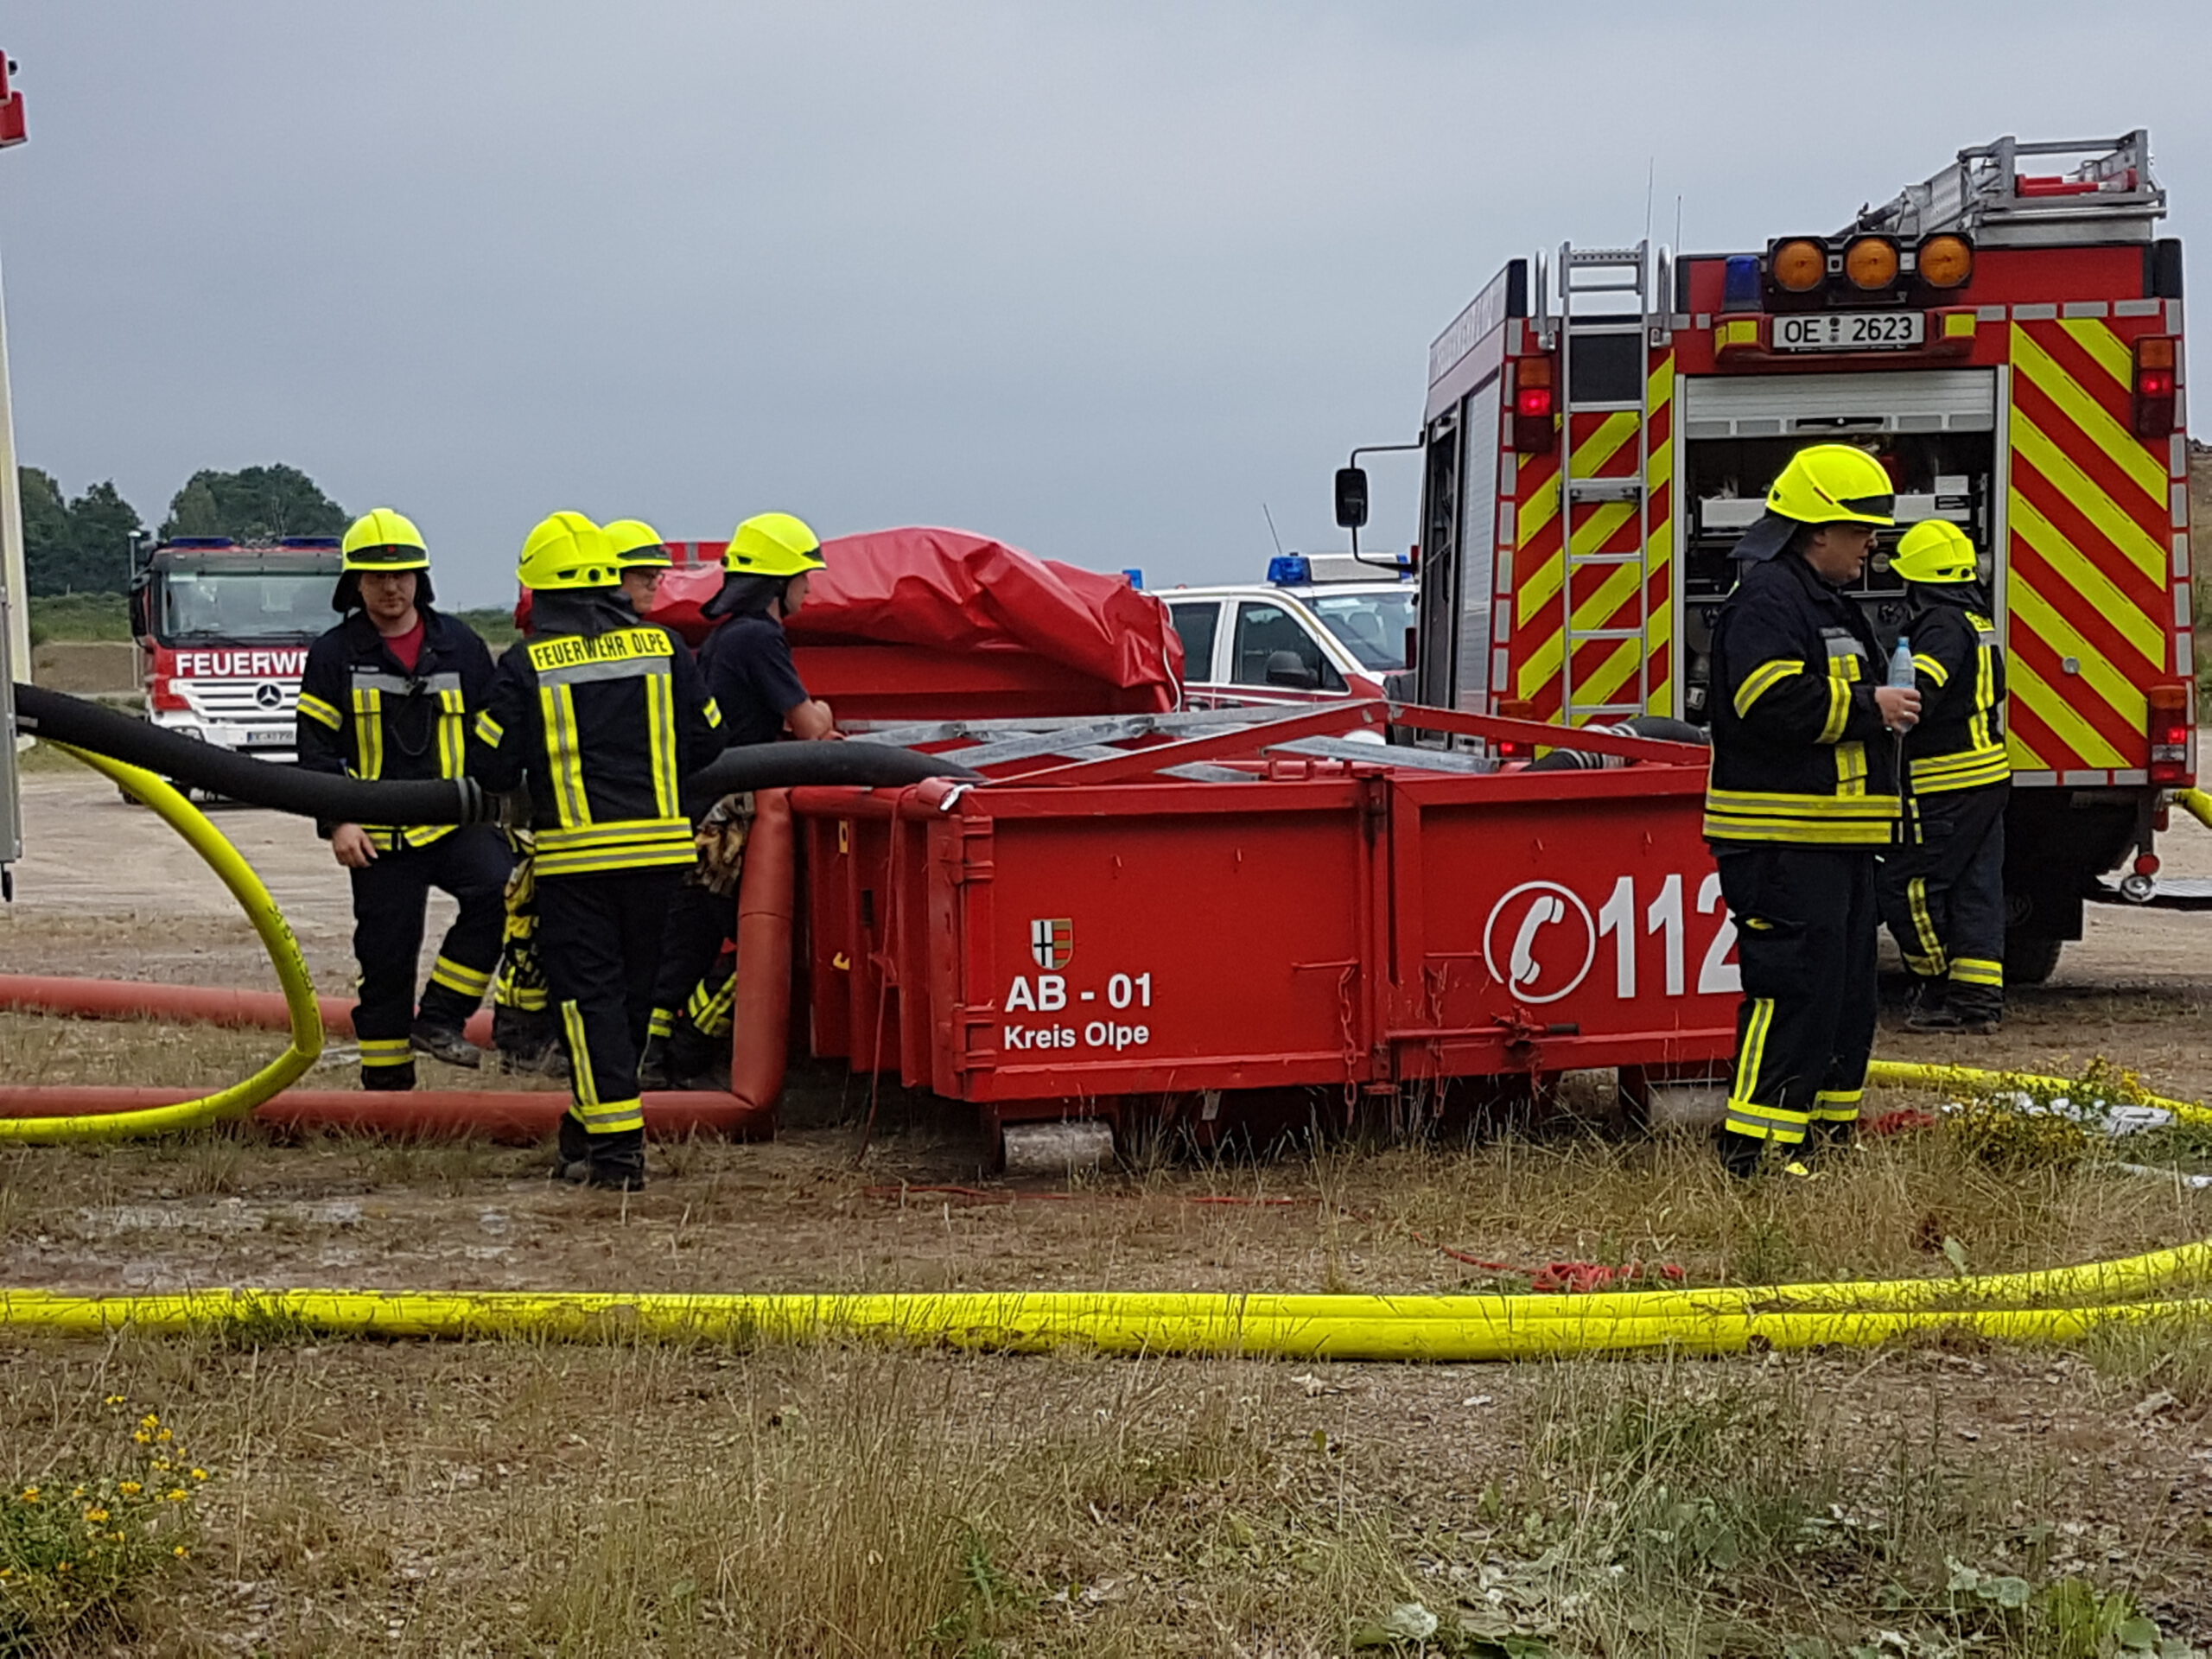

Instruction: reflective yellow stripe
[1703,817,1895,846]
[647,1007,675,1041]
[1811,1087,1862,1122]
[1906,878,1948,976]
[580,1096,645,1135]
[1911,653,1948,688]
[702,697,722,729]
[560,1001,598,1109]
[430,956,493,997]
[1951,957,2004,988]
[437,689,467,780]
[534,817,694,851]
[1834,741,1866,798]
[540,683,592,829]
[474,711,505,747]
[2008,654,2128,772]
[352,687,384,779]
[1816,677,1850,744]
[359,1036,413,1068]
[2012,327,2169,520]
[646,670,677,820]
[1704,788,1899,819]
[1911,746,2010,793]
[534,842,699,878]
[297,692,342,730]
[1733,658,1802,718]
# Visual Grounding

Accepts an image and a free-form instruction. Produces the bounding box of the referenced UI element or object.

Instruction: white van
[1158,553,1416,708]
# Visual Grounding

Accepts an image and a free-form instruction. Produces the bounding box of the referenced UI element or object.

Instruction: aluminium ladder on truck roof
[1529,240,1662,728]
[1847,131,2167,247]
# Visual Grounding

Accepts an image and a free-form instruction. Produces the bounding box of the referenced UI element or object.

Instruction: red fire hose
[0,792,798,1143]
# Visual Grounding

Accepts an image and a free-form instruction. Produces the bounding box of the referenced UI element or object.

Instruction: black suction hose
[12,683,978,824]
[1525,714,1709,772]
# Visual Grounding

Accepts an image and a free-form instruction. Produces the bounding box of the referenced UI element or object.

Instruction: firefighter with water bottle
[1877,519,2011,1034]
[1702,445,1921,1177]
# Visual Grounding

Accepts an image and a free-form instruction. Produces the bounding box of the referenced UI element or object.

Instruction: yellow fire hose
[0,1284,2202,1361]
[2176,787,2212,831]
[0,746,323,1143]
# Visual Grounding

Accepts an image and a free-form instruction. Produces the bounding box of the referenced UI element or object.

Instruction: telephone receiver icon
[1509,895,1567,994]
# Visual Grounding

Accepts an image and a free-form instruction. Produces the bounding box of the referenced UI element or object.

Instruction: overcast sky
[3,1,2209,605]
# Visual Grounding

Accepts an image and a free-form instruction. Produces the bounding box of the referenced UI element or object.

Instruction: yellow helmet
[603,518,673,569]
[340,507,429,572]
[1732,444,1897,561]
[1889,519,1980,584]
[518,512,620,592]
[722,512,826,578]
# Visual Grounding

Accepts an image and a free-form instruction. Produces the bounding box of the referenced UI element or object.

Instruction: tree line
[20,464,348,596]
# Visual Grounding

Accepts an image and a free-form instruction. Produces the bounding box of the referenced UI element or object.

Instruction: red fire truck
[1343,132,2195,983]
[126,536,343,765]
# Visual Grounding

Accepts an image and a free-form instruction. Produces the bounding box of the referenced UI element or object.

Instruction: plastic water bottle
[1887,638,1916,732]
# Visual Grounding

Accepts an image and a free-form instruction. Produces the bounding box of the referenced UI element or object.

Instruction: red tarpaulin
[648,527,1182,694]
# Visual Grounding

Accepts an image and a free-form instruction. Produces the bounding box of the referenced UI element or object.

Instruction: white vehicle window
[1166,601,1222,680]
[1230,602,1344,690]
[1306,591,1417,672]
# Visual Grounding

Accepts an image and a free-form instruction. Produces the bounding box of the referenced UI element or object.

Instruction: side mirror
[1265,649,1319,690]
[1402,626,1418,674]
[1333,467,1369,530]
[126,587,149,639]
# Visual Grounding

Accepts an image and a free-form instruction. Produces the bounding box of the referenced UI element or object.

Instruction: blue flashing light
[166,537,237,548]
[278,536,341,548]
[1122,566,1144,590]
[1267,552,1311,586]
[1722,254,1763,313]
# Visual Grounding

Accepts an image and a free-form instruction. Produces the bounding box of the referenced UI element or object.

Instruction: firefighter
[473,512,722,1188]
[605,518,675,620]
[1704,445,1921,1176]
[642,512,836,1090]
[296,509,510,1090]
[1877,519,2010,1033]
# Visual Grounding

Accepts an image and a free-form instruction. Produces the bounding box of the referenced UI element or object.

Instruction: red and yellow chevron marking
[1510,355,1675,721]
[2005,319,2171,775]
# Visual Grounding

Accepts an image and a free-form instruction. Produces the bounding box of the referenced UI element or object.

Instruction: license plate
[1773,311,1925,352]
[243,728,291,747]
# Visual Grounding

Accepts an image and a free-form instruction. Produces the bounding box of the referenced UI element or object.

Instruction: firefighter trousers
[536,866,683,1162]
[1713,843,1878,1146]
[348,829,512,1090]
[1878,784,2008,1017]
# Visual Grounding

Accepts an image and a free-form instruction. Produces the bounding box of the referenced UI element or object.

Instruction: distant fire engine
[127,535,342,764]
[1343,132,2196,982]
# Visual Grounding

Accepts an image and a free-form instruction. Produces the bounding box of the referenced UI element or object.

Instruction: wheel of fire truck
[2003,931,2065,988]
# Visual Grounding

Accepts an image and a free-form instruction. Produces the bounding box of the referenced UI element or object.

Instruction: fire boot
[1904,979,1958,1033]
[1942,987,2003,1036]
[493,1006,569,1078]
[664,1022,728,1093]
[411,1020,484,1069]
[1717,1127,1766,1180]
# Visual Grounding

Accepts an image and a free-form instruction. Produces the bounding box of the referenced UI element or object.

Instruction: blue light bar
[1722,254,1763,313]
[1267,553,1311,586]
[1122,566,1144,590]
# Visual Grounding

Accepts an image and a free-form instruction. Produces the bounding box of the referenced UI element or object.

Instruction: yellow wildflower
[139,1414,160,1429]
[103,1394,126,1407]
[173,1546,189,1559]
[191,1468,209,1481]
[132,1431,150,1446]
[166,1489,188,1503]
[119,1481,142,1497]
[156,1429,173,1443]
[85,1507,110,1523]
[18,1486,39,1503]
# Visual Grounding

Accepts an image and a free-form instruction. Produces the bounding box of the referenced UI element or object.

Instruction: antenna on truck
[1262,503,1285,559]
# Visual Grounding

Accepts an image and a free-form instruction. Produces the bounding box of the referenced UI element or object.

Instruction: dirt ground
[3,767,2211,1654]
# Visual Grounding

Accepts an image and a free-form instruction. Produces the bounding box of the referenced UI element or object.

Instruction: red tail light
[1511,357,1558,455]
[1496,697,1537,760]
[2148,679,2193,785]
[2133,337,2177,439]
[149,679,189,712]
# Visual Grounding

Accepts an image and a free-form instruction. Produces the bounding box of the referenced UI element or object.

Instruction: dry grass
[4,1019,2212,1651]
